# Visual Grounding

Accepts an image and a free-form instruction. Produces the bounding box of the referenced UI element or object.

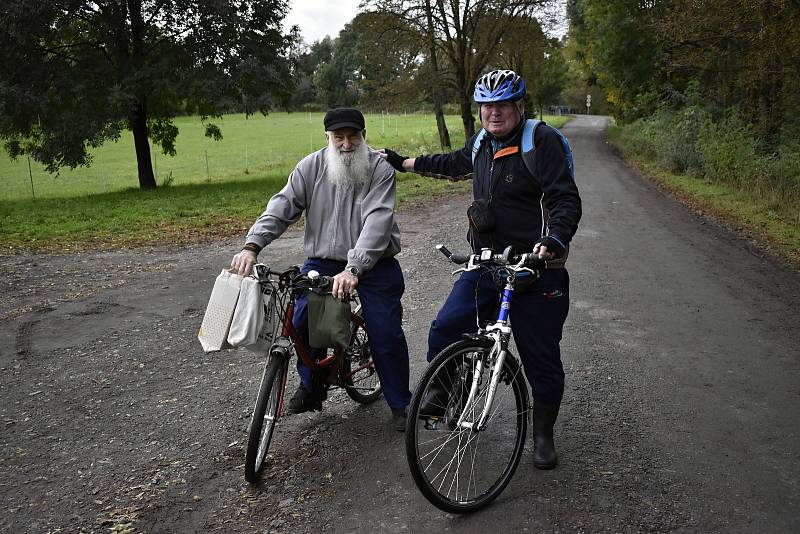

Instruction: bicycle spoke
[407,343,529,512]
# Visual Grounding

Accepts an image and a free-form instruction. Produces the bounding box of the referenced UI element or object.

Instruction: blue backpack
[471,119,575,180]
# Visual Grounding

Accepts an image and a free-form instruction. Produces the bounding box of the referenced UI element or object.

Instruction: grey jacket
[245,146,401,274]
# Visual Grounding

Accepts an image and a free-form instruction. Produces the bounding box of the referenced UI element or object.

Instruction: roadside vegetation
[570,0,799,267]
[0,113,568,252]
[609,116,800,266]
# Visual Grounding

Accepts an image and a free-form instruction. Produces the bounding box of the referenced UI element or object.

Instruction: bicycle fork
[269,337,292,415]
[456,333,508,432]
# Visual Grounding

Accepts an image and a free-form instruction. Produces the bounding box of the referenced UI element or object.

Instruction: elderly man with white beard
[230,108,411,431]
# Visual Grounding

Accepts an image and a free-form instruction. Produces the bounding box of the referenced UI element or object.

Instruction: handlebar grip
[522,253,547,267]
[450,253,470,264]
[436,244,452,258]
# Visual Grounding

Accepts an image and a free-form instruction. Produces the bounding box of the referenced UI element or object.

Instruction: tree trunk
[460,95,476,139]
[434,106,451,150]
[129,98,156,190]
[423,0,451,150]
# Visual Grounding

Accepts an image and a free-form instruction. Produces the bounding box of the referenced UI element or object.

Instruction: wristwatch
[345,265,361,277]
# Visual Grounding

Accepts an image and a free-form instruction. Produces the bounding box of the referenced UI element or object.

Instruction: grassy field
[0,112,472,201]
[0,113,569,251]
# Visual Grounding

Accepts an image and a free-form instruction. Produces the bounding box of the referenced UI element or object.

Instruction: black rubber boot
[533,402,560,470]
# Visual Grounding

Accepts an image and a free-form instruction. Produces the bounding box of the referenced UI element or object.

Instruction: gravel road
[1,115,798,533]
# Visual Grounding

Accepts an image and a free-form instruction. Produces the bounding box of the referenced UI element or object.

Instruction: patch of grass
[0,165,472,253]
[609,125,800,267]
[1,113,566,251]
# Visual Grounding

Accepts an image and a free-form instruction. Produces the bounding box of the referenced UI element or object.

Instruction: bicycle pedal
[423,417,440,430]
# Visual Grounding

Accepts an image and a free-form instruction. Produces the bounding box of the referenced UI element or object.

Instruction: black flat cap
[324,108,365,132]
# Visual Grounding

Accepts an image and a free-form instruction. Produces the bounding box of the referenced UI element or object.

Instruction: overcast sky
[282,0,567,45]
[283,0,361,44]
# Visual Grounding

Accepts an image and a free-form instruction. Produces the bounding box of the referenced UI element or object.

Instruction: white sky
[282,0,566,45]
[283,0,362,44]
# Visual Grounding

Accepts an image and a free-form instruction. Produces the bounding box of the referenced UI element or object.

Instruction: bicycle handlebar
[436,244,548,270]
[253,264,333,291]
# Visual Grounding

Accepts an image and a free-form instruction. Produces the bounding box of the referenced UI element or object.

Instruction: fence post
[27,156,35,200]
[205,150,210,179]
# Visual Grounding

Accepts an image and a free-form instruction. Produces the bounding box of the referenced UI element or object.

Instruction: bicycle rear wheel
[244,354,288,483]
[343,313,382,404]
[405,339,529,513]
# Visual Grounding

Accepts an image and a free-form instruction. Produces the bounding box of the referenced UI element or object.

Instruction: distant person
[383,70,581,466]
[231,108,412,431]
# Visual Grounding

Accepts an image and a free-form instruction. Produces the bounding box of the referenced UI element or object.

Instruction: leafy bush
[615,105,799,220]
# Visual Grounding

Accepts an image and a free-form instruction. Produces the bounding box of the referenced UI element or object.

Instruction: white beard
[325,138,370,189]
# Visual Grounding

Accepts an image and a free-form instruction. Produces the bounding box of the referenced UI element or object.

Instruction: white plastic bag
[227,277,265,348]
[197,269,243,352]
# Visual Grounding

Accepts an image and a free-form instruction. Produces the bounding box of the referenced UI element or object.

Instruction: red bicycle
[244,264,382,483]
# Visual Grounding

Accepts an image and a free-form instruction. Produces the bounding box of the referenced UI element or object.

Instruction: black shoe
[287,384,324,414]
[391,409,407,432]
[418,381,449,418]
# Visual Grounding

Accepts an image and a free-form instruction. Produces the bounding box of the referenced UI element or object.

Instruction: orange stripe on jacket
[493,146,520,160]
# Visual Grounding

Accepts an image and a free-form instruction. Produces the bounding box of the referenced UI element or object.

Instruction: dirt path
[2,116,799,533]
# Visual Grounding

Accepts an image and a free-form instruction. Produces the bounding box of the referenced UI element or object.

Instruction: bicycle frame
[441,247,541,433]
[275,297,368,376]
[256,266,370,388]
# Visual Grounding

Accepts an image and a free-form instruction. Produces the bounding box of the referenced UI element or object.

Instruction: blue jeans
[293,257,411,411]
[427,268,570,405]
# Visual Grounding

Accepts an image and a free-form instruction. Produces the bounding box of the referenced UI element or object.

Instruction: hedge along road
[1,115,798,533]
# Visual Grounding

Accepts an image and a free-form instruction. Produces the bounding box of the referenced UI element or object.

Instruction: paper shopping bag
[228,277,265,348]
[245,286,278,355]
[197,269,243,352]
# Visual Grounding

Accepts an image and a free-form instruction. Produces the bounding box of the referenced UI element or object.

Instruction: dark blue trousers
[427,268,570,405]
[294,257,412,411]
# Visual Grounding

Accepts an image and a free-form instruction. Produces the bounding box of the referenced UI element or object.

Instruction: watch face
[347,267,359,275]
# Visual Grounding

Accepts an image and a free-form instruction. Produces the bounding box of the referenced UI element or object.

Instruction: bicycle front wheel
[244,355,288,483]
[405,339,530,513]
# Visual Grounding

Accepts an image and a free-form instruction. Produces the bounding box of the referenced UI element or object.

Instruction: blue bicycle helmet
[473,69,526,103]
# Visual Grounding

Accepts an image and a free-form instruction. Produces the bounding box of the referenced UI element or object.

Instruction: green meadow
[0,112,569,251]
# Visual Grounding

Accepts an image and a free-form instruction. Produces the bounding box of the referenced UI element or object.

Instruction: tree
[364,0,554,139]
[658,0,800,146]
[567,0,666,119]
[315,26,363,108]
[286,37,335,111]
[531,39,568,118]
[0,0,293,190]
[354,12,427,112]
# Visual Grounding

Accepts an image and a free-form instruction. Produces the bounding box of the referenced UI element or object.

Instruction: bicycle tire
[244,355,287,483]
[405,339,529,513]
[342,315,382,404]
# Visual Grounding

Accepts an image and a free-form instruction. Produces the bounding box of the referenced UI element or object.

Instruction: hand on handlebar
[331,270,359,301]
[231,249,257,276]
[533,236,565,260]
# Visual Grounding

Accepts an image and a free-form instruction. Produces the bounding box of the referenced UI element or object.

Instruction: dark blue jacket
[414,119,582,254]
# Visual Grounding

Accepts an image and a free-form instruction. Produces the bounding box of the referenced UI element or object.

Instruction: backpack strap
[521,118,541,153]
[521,118,540,177]
[471,128,487,164]
[521,118,575,180]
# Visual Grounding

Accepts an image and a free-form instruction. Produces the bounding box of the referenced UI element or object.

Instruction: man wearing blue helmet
[383,69,581,469]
